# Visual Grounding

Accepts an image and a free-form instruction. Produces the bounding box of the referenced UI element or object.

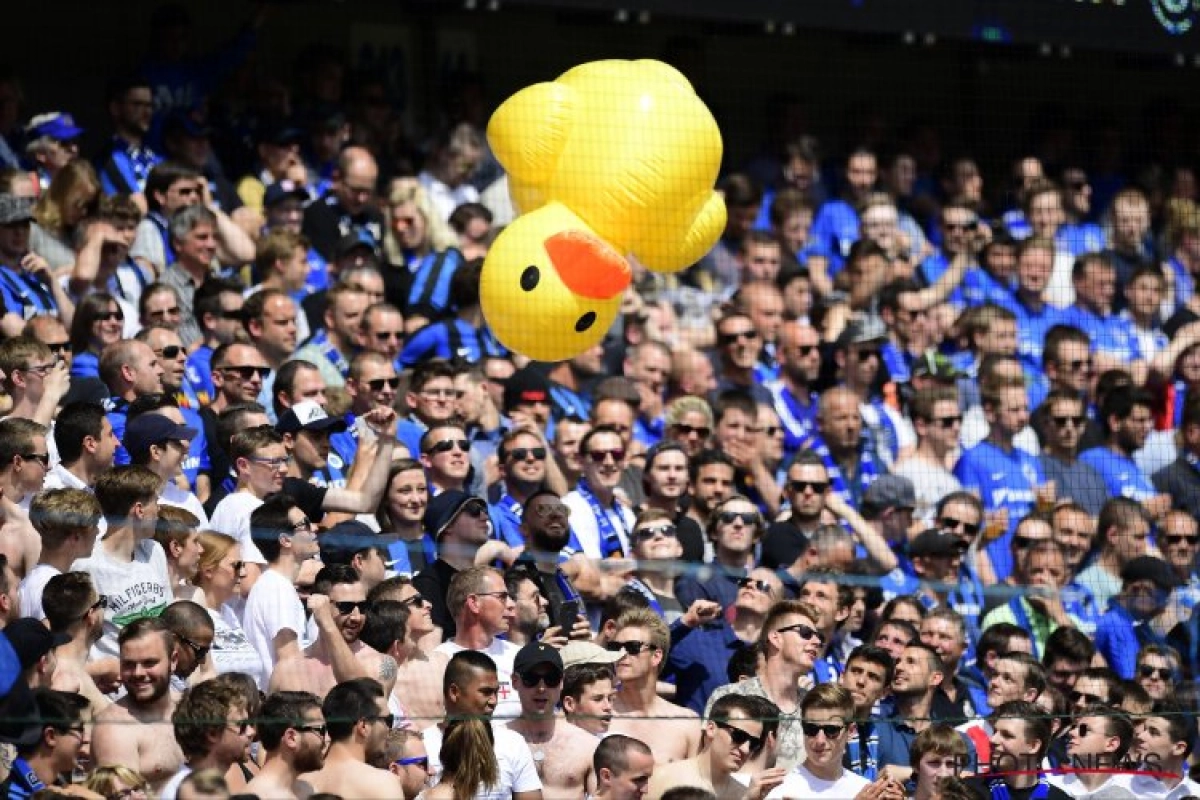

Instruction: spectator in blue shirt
[810,148,878,279]
[1060,254,1146,381]
[875,642,945,771]
[1057,167,1106,255]
[0,195,74,337]
[96,75,161,199]
[1095,555,1178,680]
[954,379,1048,581]
[1078,385,1170,514]
[1010,238,1065,373]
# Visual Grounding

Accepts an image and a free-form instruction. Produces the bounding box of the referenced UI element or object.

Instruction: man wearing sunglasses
[273,564,396,700]
[0,336,68,429]
[767,685,883,800]
[42,572,109,712]
[491,427,557,549]
[157,676,255,800]
[507,642,599,798]
[564,425,635,561]
[649,693,784,800]
[243,690,327,800]
[1037,390,1108,520]
[1047,706,1136,799]
[419,420,473,497]
[706,600,824,771]
[336,351,403,480]
[302,678,407,800]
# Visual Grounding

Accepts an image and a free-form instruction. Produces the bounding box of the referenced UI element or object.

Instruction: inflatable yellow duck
[481,59,726,362]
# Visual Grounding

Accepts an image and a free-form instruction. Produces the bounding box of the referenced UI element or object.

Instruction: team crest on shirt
[1152,0,1196,34]
[328,453,345,471]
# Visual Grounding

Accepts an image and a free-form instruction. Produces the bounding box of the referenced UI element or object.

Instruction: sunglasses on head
[713,720,764,752]
[334,600,370,615]
[427,438,469,456]
[518,670,562,688]
[801,721,845,739]
[717,510,760,527]
[635,524,677,542]
[366,377,401,392]
[606,640,656,656]
[507,447,547,462]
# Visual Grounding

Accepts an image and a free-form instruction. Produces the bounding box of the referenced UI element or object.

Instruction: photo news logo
[968,752,1177,780]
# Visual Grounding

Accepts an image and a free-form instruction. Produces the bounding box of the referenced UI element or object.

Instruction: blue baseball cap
[25,112,84,142]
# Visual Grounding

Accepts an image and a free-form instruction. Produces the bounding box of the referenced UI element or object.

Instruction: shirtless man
[561,660,619,736]
[44,571,110,713]
[244,690,326,800]
[369,577,444,725]
[505,642,598,800]
[271,565,396,697]
[91,617,185,792]
[648,694,787,800]
[608,608,702,763]
[0,417,49,576]
[300,678,405,800]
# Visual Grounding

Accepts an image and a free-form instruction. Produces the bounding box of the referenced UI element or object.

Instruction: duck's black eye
[575,312,596,333]
[520,266,540,291]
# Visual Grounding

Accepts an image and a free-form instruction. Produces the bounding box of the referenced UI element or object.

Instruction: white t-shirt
[158,765,192,800]
[161,482,210,528]
[18,563,60,621]
[562,490,634,560]
[210,490,267,564]
[71,538,172,658]
[766,764,871,800]
[422,722,542,800]
[1047,772,1136,800]
[42,462,88,491]
[207,603,267,689]
[434,637,522,721]
[241,568,308,689]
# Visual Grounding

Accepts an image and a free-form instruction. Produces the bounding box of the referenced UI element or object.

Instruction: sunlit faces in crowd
[419,423,471,487]
[1134,646,1180,702]
[631,511,683,562]
[705,696,766,775]
[580,427,626,494]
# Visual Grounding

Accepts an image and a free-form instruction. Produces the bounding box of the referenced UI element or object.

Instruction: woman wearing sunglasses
[67,291,126,379]
[191,531,263,688]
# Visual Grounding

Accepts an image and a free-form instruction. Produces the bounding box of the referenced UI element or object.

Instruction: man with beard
[160,679,257,800]
[684,450,736,540]
[649,694,785,800]
[301,678,406,800]
[769,321,822,460]
[640,442,705,563]
[491,427,555,548]
[413,491,493,637]
[506,643,599,800]
[760,451,827,571]
[1080,386,1170,520]
[875,643,943,777]
[547,344,605,421]
[271,565,397,698]
[44,572,110,713]
[293,284,368,389]
[511,490,588,625]
[433,565,522,721]
[244,691,327,800]
[91,618,185,792]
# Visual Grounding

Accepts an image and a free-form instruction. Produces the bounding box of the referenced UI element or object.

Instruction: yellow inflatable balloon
[481,59,725,362]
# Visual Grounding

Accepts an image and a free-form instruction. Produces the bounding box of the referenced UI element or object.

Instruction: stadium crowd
[1,5,1200,800]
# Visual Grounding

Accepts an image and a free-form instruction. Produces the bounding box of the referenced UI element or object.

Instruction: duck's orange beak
[544,230,631,300]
